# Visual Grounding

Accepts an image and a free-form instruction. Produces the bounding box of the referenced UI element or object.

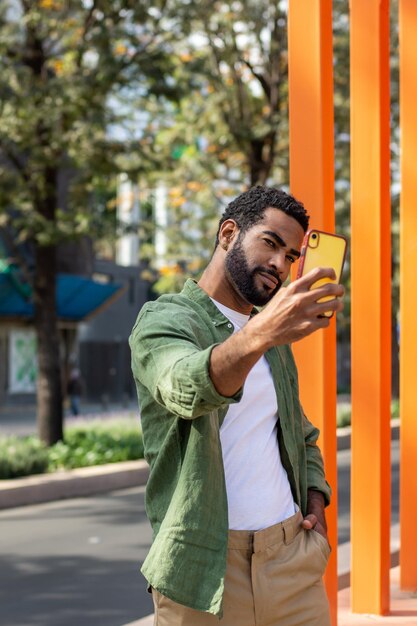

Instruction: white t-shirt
[212,299,297,530]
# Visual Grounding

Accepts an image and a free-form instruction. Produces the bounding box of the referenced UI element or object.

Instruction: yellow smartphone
[296,229,347,318]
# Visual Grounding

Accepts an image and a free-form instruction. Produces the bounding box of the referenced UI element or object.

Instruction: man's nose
[269,250,287,277]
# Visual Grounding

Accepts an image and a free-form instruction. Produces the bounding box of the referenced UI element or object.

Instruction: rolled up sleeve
[129,305,243,419]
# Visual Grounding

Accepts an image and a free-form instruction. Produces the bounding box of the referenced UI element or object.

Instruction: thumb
[301,514,318,530]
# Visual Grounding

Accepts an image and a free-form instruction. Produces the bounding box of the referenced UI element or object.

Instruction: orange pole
[399,0,417,591]
[350,0,391,615]
[287,2,338,624]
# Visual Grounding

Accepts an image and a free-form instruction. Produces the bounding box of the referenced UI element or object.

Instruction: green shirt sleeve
[302,411,332,506]
[280,343,332,507]
[129,302,243,419]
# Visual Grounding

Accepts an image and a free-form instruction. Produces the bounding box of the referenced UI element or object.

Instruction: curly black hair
[215,186,309,247]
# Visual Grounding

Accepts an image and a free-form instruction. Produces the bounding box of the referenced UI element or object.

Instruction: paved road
[0,441,400,626]
[0,486,153,626]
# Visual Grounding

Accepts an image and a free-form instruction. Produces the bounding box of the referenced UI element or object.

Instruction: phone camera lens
[312,233,317,239]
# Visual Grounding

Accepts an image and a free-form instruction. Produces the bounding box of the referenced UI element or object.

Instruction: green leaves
[0,418,144,478]
[0,436,49,479]
[0,0,181,245]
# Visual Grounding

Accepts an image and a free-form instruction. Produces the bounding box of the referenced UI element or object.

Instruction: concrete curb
[0,459,149,510]
[0,420,399,510]
[123,617,153,626]
[336,419,399,452]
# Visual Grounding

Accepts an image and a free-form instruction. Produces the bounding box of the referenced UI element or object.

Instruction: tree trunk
[33,164,63,446]
[249,136,275,187]
[391,308,399,399]
[33,242,63,445]
[249,159,270,187]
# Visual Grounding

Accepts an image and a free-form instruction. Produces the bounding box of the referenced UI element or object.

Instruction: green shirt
[129,279,331,617]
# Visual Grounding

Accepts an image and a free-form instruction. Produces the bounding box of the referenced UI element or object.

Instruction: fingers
[294,266,337,290]
[297,275,344,310]
[257,266,345,346]
[297,285,344,323]
[292,268,344,301]
[315,295,344,317]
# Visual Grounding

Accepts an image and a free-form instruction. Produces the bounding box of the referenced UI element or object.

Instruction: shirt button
[227,323,232,328]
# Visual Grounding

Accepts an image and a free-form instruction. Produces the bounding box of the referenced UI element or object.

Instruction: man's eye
[264,239,275,248]
[286,255,296,264]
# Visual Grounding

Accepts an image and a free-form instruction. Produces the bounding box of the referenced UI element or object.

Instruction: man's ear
[218,219,239,251]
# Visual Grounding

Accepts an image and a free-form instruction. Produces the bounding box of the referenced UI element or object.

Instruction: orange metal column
[287,2,338,624]
[350,0,391,615]
[399,0,417,590]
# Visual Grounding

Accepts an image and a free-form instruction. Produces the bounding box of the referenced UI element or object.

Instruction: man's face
[224,207,305,307]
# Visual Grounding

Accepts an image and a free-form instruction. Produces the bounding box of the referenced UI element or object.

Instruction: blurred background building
[0,174,155,409]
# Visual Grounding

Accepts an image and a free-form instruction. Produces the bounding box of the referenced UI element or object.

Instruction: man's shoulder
[139,280,211,316]
[130,285,209,339]
[138,289,199,317]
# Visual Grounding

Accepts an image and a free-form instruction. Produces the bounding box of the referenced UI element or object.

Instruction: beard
[224,236,282,306]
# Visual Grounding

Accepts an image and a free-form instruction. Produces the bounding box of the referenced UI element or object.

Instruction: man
[129,186,344,626]
[67,368,83,416]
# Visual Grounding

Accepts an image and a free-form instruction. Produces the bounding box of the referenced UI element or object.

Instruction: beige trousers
[152,510,331,626]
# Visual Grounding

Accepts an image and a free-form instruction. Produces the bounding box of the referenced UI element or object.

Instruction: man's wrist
[241,316,275,353]
[307,489,327,532]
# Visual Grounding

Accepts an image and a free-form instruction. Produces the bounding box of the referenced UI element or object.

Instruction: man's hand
[208,267,344,398]
[301,489,329,543]
[247,267,345,350]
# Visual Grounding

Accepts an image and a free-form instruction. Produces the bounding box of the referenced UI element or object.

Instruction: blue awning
[0,272,123,322]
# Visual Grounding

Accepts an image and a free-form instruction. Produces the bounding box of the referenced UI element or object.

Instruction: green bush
[337,405,352,429]
[0,436,49,479]
[0,419,144,479]
[48,419,144,471]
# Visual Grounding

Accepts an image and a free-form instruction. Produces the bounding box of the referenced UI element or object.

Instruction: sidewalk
[0,459,149,509]
[338,567,417,625]
[124,617,153,626]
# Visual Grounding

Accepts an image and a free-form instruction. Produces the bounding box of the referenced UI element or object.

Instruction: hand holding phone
[296,230,347,318]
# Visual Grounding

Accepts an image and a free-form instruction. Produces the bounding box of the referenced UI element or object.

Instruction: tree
[128,0,291,296]
[0,0,180,444]
[173,0,290,187]
[138,87,246,295]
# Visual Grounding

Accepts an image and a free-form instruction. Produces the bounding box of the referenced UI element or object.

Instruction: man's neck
[198,261,252,315]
